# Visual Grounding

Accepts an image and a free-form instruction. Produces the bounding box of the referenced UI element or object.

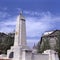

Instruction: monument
[7,12,59,60]
[7,11,28,60]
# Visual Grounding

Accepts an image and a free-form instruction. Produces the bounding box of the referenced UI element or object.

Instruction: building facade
[40,30,60,50]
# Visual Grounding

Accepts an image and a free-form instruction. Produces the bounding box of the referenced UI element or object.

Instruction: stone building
[40,30,60,50]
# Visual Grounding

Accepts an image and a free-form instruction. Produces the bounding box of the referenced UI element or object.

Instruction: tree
[0,32,14,54]
[55,35,60,60]
[37,37,50,53]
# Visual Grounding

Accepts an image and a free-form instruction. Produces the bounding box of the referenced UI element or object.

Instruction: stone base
[7,45,31,60]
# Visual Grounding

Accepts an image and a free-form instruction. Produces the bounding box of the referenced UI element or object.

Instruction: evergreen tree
[55,35,60,60]
[37,37,50,53]
[0,32,14,54]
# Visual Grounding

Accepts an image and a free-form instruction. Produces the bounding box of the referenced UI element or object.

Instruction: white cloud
[23,11,53,17]
[26,15,59,38]
[0,16,16,33]
[0,11,11,18]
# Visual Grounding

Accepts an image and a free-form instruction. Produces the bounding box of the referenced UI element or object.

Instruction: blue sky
[0,0,60,47]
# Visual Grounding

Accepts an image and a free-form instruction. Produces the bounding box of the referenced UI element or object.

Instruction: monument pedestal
[7,45,31,60]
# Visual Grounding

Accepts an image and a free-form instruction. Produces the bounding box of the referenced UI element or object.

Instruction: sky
[0,0,60,47]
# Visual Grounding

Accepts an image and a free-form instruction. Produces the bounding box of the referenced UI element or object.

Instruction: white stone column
[22,50,26,60]
[14,12,26,47]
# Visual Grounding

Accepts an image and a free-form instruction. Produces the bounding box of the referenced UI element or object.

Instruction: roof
[42,30,60,37]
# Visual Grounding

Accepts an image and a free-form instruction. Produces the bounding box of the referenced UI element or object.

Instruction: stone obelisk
[13,11,27,60]
[14,11,26,47]
[7,12,27,60]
